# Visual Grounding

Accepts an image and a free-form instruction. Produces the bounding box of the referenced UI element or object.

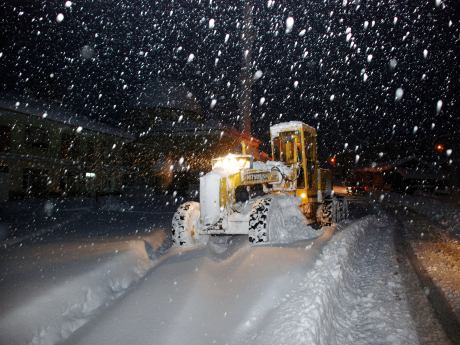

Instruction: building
[353,156,448,192]
[0,98,134,201]
[123,80,261,192]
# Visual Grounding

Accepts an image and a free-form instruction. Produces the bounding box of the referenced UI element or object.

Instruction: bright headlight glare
[237,159,249,169]
[212,154,250,173]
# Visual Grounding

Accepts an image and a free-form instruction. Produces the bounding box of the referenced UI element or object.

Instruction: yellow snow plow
[172,121,348,246]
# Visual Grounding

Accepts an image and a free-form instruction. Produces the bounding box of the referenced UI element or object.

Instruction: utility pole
[239,0,254,136]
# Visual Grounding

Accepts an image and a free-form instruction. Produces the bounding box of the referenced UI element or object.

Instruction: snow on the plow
[266,194,319,244]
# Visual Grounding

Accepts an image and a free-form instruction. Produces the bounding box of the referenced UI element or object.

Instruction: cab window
[273,132,298,164]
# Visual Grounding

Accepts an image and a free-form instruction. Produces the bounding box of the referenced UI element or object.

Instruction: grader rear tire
[317,200,333,226]
[317,197,349,226]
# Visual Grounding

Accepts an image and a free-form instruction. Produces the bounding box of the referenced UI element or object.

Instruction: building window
[25,127,49,149]
[0,126,11,152]
[61,132,80,159]
[23,168,49,197]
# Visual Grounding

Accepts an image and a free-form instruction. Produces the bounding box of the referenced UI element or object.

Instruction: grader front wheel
[172,202,208,247]
[248,197,272,243]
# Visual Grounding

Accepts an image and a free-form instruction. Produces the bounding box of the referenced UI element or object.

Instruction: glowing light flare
[435,143,445,154]
[212,154,251,174]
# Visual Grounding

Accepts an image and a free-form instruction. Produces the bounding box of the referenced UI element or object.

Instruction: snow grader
[172,121,348,246]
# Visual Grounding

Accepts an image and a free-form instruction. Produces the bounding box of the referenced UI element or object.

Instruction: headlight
[212,154,251,173]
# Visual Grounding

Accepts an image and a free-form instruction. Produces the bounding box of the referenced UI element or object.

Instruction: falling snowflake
[208,19,215,29]
[395,88,404,101]
[436,100,443,114]
[285,17,294,34]
[187,53,195,63]
[253,70,263,80]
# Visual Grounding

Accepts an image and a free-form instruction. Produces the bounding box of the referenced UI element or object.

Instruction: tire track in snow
[391,209,460,345]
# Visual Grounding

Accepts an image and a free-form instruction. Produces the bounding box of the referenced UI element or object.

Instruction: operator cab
[270,121,319,199]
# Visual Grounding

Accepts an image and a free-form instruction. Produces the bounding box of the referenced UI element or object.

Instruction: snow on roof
[269,121,316,138]
[0,97,134,140]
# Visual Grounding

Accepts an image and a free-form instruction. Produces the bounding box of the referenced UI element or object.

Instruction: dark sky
[0,0,459,160]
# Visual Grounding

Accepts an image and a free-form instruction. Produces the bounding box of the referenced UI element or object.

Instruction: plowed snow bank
[255,215,419,345]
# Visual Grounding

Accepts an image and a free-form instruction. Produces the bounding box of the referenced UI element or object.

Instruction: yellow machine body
[269,121,331,207]
[172,121,343,247]
[210,121,332,220]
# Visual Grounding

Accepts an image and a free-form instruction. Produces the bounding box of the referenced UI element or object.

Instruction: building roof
[0,97,134,140]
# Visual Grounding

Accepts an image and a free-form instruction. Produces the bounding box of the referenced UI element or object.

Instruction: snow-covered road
[0,207,172,345]
[2,195,454,345]
[61,215,420,345]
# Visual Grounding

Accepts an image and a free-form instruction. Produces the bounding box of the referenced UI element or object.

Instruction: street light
[435,143,445,154]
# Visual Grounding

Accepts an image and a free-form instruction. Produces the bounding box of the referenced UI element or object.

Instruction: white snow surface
[267,194,319,243]
[385,192,460,234]
[61,215,419,345]
[256,215,418,345]
[0,240,155,345]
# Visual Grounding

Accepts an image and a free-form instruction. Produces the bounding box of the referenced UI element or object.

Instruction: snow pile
[255,215,419,345]
[0,240,155,345]
[267,194,319,243]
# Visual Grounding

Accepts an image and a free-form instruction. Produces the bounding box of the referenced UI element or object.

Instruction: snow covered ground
[1,194,455,345]
[382,192,460,236]
[0,239,156,345]
[59,214,421,345]
[381,192,460,342]
[0,196,175,345]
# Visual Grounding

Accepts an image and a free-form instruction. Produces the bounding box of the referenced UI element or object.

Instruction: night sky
[0,0,459,162]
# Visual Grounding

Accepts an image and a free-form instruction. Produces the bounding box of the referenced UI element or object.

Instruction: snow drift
[0,239,156,345]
